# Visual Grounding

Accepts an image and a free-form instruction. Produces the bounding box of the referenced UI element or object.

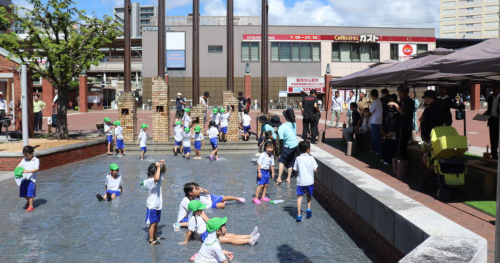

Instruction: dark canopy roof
[328,60,398,87]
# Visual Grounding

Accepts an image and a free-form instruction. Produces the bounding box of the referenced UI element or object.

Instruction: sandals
[106,192,112,201]
[148,240,160,245]
[26,207,34,212]
[155,237,166,241]
[275,181,282,186]
[296,215,302,222]
[96,194,104,201]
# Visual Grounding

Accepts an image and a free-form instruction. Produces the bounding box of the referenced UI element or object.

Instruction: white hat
[177,92,182,96]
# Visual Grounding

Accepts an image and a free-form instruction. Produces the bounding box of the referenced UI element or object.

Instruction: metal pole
[226,0,234,92]
[124,0,131,93]
[158,0,165,77]
[21,65,28,146]
[260,0,269,114]
[11,80,15,130]
[192,0,200,106]
[463,85,467,135]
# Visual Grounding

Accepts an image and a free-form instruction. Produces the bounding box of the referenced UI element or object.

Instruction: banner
[398,44,417,61]
[287,77,325,94]
[166,51,185,69]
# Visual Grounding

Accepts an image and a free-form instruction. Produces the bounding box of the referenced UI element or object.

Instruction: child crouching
[96,163,123,201]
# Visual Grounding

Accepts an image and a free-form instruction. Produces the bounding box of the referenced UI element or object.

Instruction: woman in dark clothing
[420,90,444,142]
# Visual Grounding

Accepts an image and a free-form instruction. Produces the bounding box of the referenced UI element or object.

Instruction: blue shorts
[184,147,191,154]
[279,146,297,169]
[296,185,314,196]
[257,169,270,185]
[210,138,218,149]
[194,141,202,150]
[180,216,189,223]
[220,126,228,134]
[175,141,182,147]
[106,135,113,144]
[116,139,124,149]
[243,125,251,133]
[216,125,219,130]
[145,208,161,224]
[105,189,121,196]
[200,230,208,242]
[19,180,36,198]
[210,195,224,208]
[141,147,147,152]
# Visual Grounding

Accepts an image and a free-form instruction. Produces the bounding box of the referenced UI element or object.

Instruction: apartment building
[440,0,500,38]
[113,3,157,38]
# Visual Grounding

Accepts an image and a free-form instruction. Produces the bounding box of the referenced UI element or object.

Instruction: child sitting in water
[96,163,123,201]
[175,182,207,230]
[195,183,246,209]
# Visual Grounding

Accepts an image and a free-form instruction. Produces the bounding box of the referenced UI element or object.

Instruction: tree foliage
[0,0,121,139]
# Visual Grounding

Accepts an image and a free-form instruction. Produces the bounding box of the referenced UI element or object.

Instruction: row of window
[332,43,379,62]
[271,42,321,62]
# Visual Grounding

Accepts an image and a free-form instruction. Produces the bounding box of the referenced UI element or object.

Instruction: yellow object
[430,126,468,160]
[33,100,46,113]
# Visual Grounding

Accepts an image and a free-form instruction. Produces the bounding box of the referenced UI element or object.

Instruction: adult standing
[411,92,419,132]
[380,89,390,132]
[175,92,186,125]
[299,89,319,143]
[268,115,298,185]
[345,91,354,126]
[200,91,209,125]
[388,86,415,160]
[437,88,462,126]
[0,92,6,134]
[369,89,383,155]
[485,84,500,160]
[237,91,246,131]
[357,92,369,113]
[420,90,443,143]
[33,95,46,133]
[329,91,342,129]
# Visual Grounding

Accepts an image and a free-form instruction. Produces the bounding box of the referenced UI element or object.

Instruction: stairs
[123,137,259,154]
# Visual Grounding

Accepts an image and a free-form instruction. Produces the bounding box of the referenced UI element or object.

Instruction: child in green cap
[219,108,231,142]
[104,117,115,155]
[173,121,184,156]
[136,124,151,160]
[183,127,192,159]
[114,121,125,155]
[209,108,220,131]
[143,160,166,245]
[96,163,123,201]
[18,145,39,212]
[183,108,193,129]
[191,125,205,159]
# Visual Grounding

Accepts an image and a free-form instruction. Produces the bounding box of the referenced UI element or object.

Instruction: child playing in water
[136,124,151,160]
[104,117,115,155]
[183,108,193,129]
[96,163,123,201]
[143,160,166,245]
[240,109,251,141]
[174,121,184,156]
[209,108,220,130]
[219,108,230,142]
[114,121,125,155]
[175,182,205,230]
[183,127,192,159]
[18,145,39,212]
[253,141,274,204]
[196,184,245,209]
[192,125,204,159]
[207,121,219,161]
[294,141,318,222]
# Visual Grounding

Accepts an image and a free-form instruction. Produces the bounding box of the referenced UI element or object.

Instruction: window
[208,45,223,53]
[417,44,428,54]
[390,44,398,60]
[271,42,321,62]
[241,42,259,61]
[333,43,379,62]
[332,44,340,61]
[485,5,499,11]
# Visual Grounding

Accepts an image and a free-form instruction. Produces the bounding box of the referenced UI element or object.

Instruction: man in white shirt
[0,92,7,134]
[345,91,354,126]
[195,217,234,263]
[329,91,342,129]
[369,89,383,155]
[200,92,209,125]
[485,84,500,159]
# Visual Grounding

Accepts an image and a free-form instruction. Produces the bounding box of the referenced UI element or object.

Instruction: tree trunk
[56,85,69,140]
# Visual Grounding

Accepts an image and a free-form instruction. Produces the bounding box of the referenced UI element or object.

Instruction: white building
[440,0,500,38]
[113,3,157,38]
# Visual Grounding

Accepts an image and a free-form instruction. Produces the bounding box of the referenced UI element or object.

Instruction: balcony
[459,0,482,6]
[88,62,142,73]
[459,7,482,14]
[149,16,261,26]
[458,23,482,30]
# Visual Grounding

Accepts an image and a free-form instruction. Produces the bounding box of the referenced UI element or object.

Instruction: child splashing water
[253,141,274,204]
[17,145,39,212]
[195,183,245,209]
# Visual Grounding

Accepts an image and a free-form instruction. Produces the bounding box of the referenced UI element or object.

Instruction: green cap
[195,125,201,132]
[14,167,25,178]
[109,163,119,171]
[141,124,149,129]
[220,108,226,113]
[113,121,121,126]
[184,127,190,133]
[184,108,191,112]
[206,217,227,232]
[213,108,218,113]
[104,117,111,122]
[175,121,182,126]
[188,200,207,212]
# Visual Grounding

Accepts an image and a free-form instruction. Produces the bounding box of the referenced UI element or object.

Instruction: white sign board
[398,44,417,61]
[166,32,186,50]
[279,91,288,98]
[287,77,325,93]
[88,95,100,103]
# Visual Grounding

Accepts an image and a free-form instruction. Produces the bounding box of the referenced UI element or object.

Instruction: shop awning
[329,60,399,87]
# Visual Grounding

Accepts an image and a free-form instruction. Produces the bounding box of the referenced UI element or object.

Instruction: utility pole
[260,0,269,114]
[158,0,165,77]
[192,0,200,106]
[226,0,234,92]
[124,0,131,93]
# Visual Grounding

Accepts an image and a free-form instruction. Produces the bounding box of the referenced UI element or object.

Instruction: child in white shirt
[173,121,184,156]
[210,108,221,130]
[219,108,231,142]
[96,163,123,201]
[293,141,318,222]
[136,124,151,161]
[207,121,220,161]
[143,160,166,245]
[18,145,39,212]
[191,125,205,160]
[104,117,115,155]
[183,127,192,159]
[253,141,274,205]
[114,121,125,155]
[182,108,192,129]
[240,109,252,141]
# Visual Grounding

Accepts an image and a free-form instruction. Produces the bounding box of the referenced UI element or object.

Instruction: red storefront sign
[243,34,436,43]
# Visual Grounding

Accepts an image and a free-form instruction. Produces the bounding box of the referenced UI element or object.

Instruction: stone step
[124,138,258,146]
[124,145,258,152]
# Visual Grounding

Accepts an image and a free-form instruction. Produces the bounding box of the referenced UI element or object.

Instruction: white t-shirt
[331,97,343,111]
[18,157,39,182]
[188,215,207,236]
[195,235,227,263]
[183,114,192,128]
[143,174,163,210]
[105,174,122,191]
[208,127,219,139]
[193,132,204,141]
[183,132,192,147]
[114,126,123,140]
[139,131,148,147]
[198,191,212,209]
[370,99,383,125]
[242,115,251,126]
[293,153,318,186]
[177,197,192,222]
[220,113,230,127]
[104,123,113,135]
[211,113,220,125]
[0,98,7,111]
[257,152,274,170]
[174,126,184,142]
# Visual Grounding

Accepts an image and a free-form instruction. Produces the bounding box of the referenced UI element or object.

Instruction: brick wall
[117,92,137,143]
[42,79,55,117]
[189,104,206,135]
[79,75,88,112]
[314,179,405,263]
[222,91,239,142]
[152,77,170,142]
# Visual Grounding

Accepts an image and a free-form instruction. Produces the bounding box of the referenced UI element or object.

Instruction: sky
[13,0,441,36]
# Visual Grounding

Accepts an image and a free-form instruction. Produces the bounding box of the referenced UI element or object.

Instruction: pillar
[42,79,55,117]
[470,84,480,111]
[152,76,170,142]
[324,73,332,111]
[244,73,251,99]
[164,74,169,85]
[14,70,34,137]
[6,78,12,114]
[103,73,107,86]
[222,91,239,141]
[79,74,88,113]
[190,104,206,135]
[117,92,137,143]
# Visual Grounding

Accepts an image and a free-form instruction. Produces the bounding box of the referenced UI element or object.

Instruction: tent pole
[462,84,467,136]
[495,102,500,263]
[324,85,331,132]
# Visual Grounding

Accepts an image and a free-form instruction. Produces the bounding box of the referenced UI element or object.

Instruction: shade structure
[406,38,500,85]
[354,48,454,87]
[329,60,399,87]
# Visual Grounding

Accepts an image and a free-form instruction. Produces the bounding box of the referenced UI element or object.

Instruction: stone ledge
[307,139,487,263]
[0,138,106,157]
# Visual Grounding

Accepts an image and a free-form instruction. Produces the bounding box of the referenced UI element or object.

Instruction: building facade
[440,0,500,38]
[141,22,435,105]
[114,3,157,38]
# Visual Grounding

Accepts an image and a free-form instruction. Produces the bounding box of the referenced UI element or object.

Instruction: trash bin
[51,114,57,127]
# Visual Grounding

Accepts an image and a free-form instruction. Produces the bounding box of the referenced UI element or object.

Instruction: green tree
[0,0,120,139]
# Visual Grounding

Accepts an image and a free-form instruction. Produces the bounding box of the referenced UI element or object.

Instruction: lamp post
[192,0,200,106]
[124,0,131,93]
[226,0,234,92]
[158,0,165,78]
[260,0,269,114]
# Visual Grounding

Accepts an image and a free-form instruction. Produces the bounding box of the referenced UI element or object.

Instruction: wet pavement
[0,153,379,263]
